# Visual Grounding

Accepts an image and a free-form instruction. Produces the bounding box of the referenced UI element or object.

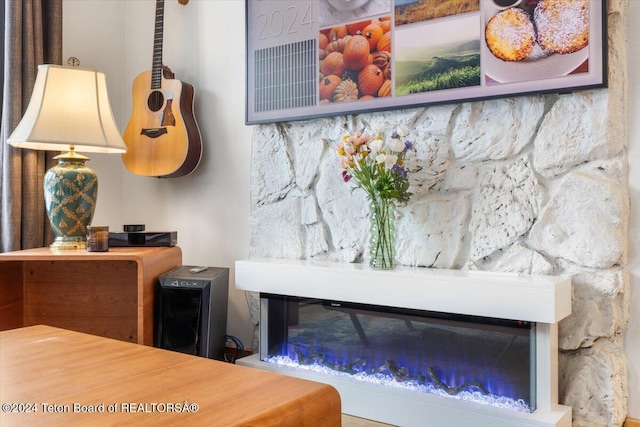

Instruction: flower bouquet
[337,124,413,269]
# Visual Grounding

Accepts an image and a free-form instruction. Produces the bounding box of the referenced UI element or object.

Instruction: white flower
[384,153,398,170]
[368,138,383,155]
[375,152,387,165]
[387,137,405,153]
[396,125,409,138]
[374,123,386,134]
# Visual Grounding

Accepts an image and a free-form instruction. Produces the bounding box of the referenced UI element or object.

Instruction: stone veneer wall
[248,1,629,426]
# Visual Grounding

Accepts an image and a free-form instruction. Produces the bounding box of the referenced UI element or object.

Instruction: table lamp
[7,64,127,250]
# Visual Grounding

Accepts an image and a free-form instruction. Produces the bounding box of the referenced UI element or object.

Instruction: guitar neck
[151,0,164,89]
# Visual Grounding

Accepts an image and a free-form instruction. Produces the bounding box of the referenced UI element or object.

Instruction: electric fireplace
[262,295,536,412]
[236,259,572,427]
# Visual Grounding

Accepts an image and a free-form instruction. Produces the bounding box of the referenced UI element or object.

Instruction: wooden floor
[343,415,394,426]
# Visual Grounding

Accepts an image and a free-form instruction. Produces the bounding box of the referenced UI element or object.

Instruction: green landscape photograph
[394,15,481,95]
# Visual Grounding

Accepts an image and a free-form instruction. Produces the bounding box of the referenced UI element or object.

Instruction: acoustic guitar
[122,0,202,178]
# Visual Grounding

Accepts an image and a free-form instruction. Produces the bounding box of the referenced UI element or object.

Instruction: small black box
[108,231,177,247]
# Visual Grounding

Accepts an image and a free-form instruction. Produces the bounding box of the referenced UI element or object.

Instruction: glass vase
[369,196,396,269]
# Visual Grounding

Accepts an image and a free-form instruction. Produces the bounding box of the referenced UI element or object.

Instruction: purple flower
[342,170,352,182]
[404,139,414,151]
[392,164,407,178]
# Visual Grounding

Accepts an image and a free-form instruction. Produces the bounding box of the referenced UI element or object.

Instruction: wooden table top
[0,246,182,261]
[0,325,341,426]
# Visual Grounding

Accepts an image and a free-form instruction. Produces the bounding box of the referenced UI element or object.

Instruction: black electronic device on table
[108,224,177,247]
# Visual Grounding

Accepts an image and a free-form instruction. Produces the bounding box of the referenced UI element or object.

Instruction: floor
[342,414,394,426]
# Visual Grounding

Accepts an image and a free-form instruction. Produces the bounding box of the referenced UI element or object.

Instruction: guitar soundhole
[148,91,165,112]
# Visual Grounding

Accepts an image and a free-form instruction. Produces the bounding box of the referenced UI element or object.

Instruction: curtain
[0,0,62,252]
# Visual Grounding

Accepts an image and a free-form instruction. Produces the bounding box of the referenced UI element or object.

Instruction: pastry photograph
[483,0,590,84]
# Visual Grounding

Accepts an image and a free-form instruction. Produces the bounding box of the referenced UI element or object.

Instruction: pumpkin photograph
[319,16,392,104]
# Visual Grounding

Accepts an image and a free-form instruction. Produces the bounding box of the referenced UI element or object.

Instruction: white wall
[626,0,640,418]
[62,0,126,231]
[63,0,255,349]
[63,0,639,418]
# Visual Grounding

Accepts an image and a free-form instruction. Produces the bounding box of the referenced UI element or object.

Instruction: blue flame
[266,353,531,413]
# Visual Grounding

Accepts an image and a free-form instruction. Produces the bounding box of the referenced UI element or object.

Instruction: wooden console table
[0,247,182,345]
[0,325,341,426]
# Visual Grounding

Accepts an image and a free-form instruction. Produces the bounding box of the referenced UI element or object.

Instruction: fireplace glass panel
[260,294,536,412]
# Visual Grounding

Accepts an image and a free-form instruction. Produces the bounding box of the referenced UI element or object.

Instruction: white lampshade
[7,64,127,154]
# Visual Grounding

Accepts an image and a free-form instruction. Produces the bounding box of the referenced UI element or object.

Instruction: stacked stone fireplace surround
[248,2,630,426]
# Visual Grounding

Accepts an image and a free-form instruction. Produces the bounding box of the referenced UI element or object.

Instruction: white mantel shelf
[235,258,571,324]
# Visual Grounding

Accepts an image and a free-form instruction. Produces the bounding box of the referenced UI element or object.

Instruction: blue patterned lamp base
[44,151,97,250]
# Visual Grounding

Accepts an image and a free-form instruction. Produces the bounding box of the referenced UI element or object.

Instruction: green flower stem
[369,196,396,269]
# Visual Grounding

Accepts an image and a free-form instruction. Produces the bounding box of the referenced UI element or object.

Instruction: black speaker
[156,266,228,360]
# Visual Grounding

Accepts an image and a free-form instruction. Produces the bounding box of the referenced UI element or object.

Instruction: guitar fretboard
[151,0,164,90]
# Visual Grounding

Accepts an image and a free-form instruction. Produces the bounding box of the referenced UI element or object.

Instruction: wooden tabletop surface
[0,325,341,426]
[0,246,182,261]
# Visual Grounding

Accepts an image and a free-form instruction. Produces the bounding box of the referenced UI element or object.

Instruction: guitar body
[123,67,202,177]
